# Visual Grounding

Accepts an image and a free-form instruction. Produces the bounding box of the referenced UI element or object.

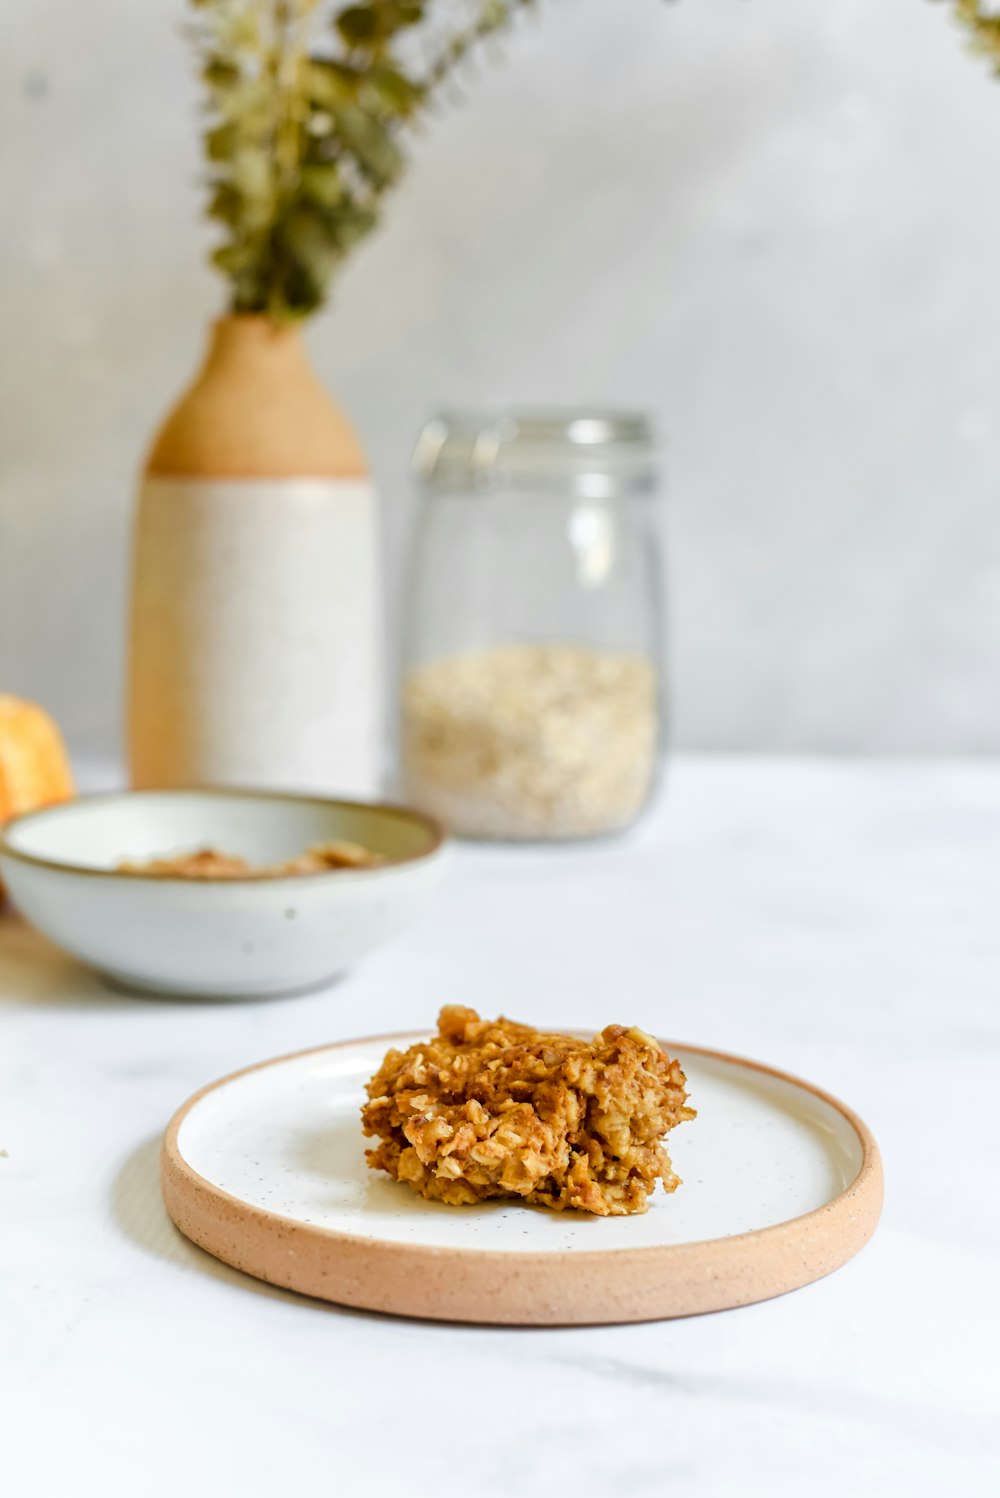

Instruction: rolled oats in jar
[398,411,666,840]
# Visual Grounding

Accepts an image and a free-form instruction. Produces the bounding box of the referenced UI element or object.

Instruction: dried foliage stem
[266,1,315,315]
[192,1,534,321]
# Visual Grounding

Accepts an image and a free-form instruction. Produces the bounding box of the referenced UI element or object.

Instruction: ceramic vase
[127,316,381,797]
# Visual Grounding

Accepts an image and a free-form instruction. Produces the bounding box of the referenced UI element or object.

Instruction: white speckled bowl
[0,790,447,998]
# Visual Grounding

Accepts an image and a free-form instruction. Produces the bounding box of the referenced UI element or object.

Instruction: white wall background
[2,0,999,756]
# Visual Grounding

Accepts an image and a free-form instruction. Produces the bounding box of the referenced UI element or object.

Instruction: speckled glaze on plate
[161,1032,883,1325]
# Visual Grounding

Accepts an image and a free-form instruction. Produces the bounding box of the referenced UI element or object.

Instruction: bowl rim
[0,787,447,885]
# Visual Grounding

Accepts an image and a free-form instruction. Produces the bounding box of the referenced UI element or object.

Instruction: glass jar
[398,410,665,841]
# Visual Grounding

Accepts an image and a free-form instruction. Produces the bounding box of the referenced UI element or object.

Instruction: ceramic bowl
[0,789,447,999]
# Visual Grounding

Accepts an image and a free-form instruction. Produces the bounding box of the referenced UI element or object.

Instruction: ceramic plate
[162,1032,883,1325]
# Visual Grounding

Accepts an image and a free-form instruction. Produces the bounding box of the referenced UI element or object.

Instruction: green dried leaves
[299,162,344,207]
[335,106,404,188]
[192,1,532,320]
[306,57,361,110]
[952,0,1000,73]
[335,3,425,49]
[368,63,425,115]
[336,6,384,46]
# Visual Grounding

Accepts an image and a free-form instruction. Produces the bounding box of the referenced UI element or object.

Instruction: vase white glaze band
[128,476,382,797]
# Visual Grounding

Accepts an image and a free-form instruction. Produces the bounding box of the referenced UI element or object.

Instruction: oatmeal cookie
[361,1006,694,1216]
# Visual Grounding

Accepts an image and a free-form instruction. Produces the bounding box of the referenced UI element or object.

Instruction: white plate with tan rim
[161,1030,883,1324]
[0,791,446,998]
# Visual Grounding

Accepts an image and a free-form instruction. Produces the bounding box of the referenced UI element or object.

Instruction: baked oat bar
[361,1006,694,1216]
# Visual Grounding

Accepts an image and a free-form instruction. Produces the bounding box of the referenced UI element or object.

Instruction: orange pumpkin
[0,695,75,824]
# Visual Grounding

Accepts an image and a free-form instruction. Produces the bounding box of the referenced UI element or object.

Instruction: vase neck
[145,315,368,480]
[201,315,307,377]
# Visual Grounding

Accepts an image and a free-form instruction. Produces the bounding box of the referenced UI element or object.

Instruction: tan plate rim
[160,1031,884,1327]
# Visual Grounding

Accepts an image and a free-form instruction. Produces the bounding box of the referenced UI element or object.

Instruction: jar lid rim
[413,409,658,495]
[423,408,652,446]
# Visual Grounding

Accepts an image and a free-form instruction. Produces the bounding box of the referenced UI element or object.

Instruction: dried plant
[191,1,534,319]
[950,0,1000,71]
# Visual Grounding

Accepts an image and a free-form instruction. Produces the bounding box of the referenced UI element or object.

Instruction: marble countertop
[2,758,996,1496]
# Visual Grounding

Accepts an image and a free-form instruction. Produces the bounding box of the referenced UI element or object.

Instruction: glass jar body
[398,416,666,841]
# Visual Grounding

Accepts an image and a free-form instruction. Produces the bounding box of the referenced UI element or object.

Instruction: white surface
[4,1,1000,755]
[0,790,445,997]
[129,476,382,796]
[177,1037,863,1253]
[1,758,997,1497]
